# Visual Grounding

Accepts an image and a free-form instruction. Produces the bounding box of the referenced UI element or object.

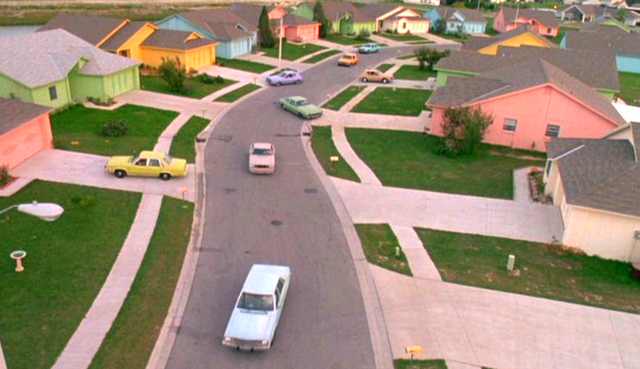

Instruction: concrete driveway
[12,149,196,201]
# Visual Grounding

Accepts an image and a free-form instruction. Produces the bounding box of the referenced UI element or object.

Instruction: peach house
[493,7,560,37]
[231,3,320,43]
[427,58,625,151]
[0,98,52,170]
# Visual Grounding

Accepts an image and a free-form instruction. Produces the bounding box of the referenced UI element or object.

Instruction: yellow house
[380,8,430,34]
[38,14,217,71]
[462,27,555,55]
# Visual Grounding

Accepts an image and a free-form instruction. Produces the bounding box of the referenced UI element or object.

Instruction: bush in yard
[434,20,446,34]
[436,107,491,156]
[0,165,11,187]
[101,120,128,137]
[158,58,187,94]
[213,75,225,84]
[198,74,215,84]
[313,1,331,38]
[259,6,275,48]
[414,47,450,71]
[356,29,370,41]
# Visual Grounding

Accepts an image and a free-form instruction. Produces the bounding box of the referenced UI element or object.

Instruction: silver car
[249,142,276,174]
[222,264,291,351]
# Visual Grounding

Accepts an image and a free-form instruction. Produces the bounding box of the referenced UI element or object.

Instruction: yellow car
[337,52,359,67]
[106,151,187,180]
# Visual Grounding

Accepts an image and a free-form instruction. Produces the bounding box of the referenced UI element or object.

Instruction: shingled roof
[500,7,559,28]
[0,98,51,135]
[462,26,555,52]
[38,13,125,46]
[322,1,399,23]
[180,9,255,41]
[429,58,626,126]
[548,122,640,217]
[447,7,486,23]
[100,21,148,51]
[142,29,216,50]
[564,26,640,56]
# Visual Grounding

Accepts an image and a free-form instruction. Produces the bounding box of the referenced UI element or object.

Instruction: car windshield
[237,292,274,311]
[295,99,308,106]
[252,148,273,155]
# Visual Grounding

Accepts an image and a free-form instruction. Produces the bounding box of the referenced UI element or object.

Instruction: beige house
[544,122,640,261]
[380,8,430,34]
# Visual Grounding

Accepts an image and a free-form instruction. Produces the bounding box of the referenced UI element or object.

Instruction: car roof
[365,68,380,72]
[139,151,166,159]
[252,142,273,149]
[287,96,306,101]
[344,52,356,57]
[242,264,291,295]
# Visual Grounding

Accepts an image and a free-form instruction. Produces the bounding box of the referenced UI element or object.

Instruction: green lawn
[216,57,275,73]
[355,224,412,276]
[323,86,365,111]
[377,64,395,72]
[378,32,426,42]
[324,33,372,45]
[140,75,236,99]
[261,41,326,61]
[0,181,141,369]
[394,65,436,81]
[88,197,193,369]
[416,229,640,314]
[395,359,448,369]
[310,126,360,182]
[351,87,431,116]
[303,49,342,63]
[52,104,179,156]
[346,129,545,199]
[618,72,640,105]
[214,83,261,103]
[169,116,210,163]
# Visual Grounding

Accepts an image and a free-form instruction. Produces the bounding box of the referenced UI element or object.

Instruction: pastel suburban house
[427,58,626,151]
[425,7,486,34]
[434,46,620,100]
[543,122,640,261]
[559,4,615,21]
[156,9,257,59]
[230,3,321,42]
[380,8,430,34]
[0,29,140,109]
[493,7,560,37]
[403,0,440,6]
[462,27,555,55]
[0,98,52,170]
[561,25,640,74]
[38,14,217,70]
[320,1,402,34]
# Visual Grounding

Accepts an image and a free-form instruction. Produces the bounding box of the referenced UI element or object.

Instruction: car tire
[114,170,126,178]
[160,173,171,181]
[382,78,389,84]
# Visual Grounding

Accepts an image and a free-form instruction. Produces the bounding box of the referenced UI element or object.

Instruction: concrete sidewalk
[318,110,428,132]
[390,224,441,280]
[117,90,225,119]
[331,124,381,185]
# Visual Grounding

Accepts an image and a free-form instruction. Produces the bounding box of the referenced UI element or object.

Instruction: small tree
[356,29,370,41]
[259,6,275,48]
[313,1,331,38]
[158,58,187,94]
[438,107,491,156]
[414,47,449,71]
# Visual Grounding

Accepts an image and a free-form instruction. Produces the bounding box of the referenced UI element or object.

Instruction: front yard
[303,49,342,63]
[0,181,141,369]
[346,129,545,199]
[393,65,436,81]
[618,72,640,105]
[52,104,179,156]
[169,116,209,162]
[310,126,360,182]
[324,33,372,45]
[356,224,412,276]
[216,57,275,73]
[351,87,431,116]
[417,228,640,314]
[261,41,325,61]
[323,86,365,111]
[140,75,236,99]
[214,83,261,103]
[395,359,448,369]
[377,64,394,72]
[377,31,427,42]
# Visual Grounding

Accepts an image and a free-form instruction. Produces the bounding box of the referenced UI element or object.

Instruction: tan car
[360,69,393,84]
[337,52,359,66]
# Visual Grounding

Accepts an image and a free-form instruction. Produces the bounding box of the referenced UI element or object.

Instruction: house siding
[0,113,52,170]
[30,80,73,109]
[113,23,156,61]
[616,55,640,74]
[141,45,216,69]
[0,74,33,102]
[69,71,106,102]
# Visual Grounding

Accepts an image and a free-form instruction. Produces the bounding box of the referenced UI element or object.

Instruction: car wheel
[114,170,126,178]
[298,112,305,119]
[362,77,368,82]
[160,173,171,181]
[382,78,389,84]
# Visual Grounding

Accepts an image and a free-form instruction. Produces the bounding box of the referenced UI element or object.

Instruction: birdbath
[10,250,26,273]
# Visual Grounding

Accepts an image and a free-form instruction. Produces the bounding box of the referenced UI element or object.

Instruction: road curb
[300,131,395,369]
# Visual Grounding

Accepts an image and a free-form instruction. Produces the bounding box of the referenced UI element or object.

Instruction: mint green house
[295,1,399,35]
[0,29,140,109]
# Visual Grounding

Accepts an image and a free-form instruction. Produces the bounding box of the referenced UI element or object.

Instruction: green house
[302,1,398,35]
[0,29,140,109]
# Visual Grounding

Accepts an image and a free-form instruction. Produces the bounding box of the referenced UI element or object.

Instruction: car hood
[224,310,274,341]
[107,156,132,166]
[250,155,275,167]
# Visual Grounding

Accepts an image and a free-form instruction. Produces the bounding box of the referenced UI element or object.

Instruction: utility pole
[278,13,284,68]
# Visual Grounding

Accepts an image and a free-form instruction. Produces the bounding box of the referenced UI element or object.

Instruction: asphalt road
[165,45,443,369]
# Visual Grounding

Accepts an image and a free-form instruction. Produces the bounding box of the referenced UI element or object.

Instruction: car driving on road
[360,68,394,84]
[279,96,323,119]
[356,43,381,54]
[222,264,291,351]
[266,69,303,86]
[249,143,276,174]
[337,52,359,66]
[106,151,187,180]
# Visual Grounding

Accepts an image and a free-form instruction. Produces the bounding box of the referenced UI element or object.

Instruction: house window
[545,124,560,138]
[547,27,551,33]
[48,86,57,100]
[503,118,517,132]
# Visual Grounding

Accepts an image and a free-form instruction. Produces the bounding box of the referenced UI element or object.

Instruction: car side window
[149,159,160,167]
[275,278,285,307]
[135,158,147,166]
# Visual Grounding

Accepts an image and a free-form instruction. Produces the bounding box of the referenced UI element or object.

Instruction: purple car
[266,70,303,86]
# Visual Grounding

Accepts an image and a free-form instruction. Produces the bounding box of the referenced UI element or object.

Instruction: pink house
[0,98,52,170]
[427,59,625,152]
[494,8,559,37]
[276,15,321,43]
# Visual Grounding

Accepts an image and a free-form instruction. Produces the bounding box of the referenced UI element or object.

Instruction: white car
[222,264,291,351]
[249,142,276,174]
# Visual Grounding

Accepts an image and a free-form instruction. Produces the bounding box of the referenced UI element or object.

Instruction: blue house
[425,7,486,34]
[156,9,256,59]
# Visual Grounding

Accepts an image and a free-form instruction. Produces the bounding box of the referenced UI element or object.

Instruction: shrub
[158,58,187,94]
[414,47,450,71]
[213,75,225,84]
[436,107,491,156]
[101,120,128,137]
[71,195,97,208]
[198,74,216,84]
[259,6,275,48]
[357,29,371,41]
[0,165,11,187]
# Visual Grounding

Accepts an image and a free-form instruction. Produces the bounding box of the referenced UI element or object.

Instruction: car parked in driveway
[337,52,359,66]
[222,264,291,351]
[360,68,393,84]
[279,96,323,119]
[356,43,381,54]
[106,151,187,180]
[266,69,303,86]
[249,142,276,174]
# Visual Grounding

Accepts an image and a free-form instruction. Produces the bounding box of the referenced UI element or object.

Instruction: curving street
[165,45,449,369]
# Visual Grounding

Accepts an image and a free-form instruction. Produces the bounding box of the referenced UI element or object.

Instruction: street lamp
[0,201,64,222]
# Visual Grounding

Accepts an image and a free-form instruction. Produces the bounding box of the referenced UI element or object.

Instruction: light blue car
[357,43,381,54]
[266,69,303,86]
[222,264,291,351]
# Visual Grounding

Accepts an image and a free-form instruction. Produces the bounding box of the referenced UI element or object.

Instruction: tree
[313,1,331,38]
[158,58,187,94]
[437,107,491,156]
[259,6,275,48]
[414,47,450,71]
